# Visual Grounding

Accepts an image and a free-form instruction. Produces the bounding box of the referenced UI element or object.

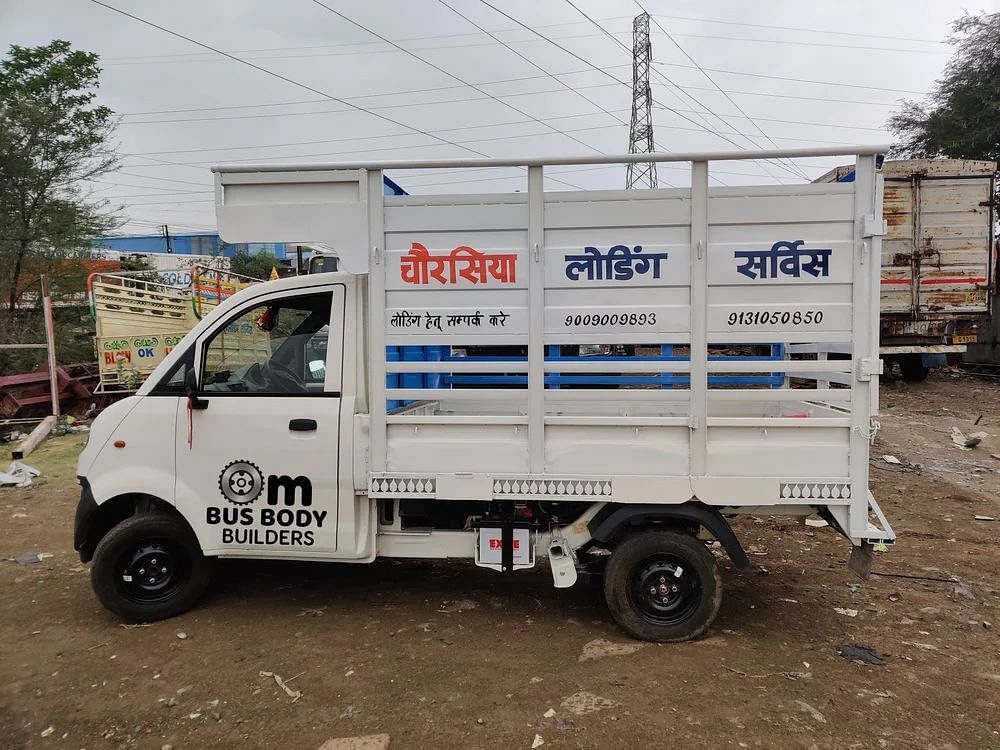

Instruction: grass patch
[12,433,89,485]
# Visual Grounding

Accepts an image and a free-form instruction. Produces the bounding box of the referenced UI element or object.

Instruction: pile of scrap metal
[0,362,115,420]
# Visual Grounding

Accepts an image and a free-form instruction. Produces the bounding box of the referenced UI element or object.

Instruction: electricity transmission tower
[626,12,657,189]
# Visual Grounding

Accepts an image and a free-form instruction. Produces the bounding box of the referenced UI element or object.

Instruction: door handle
[289,419,317,431]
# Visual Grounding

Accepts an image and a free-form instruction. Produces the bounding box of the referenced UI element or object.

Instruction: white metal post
[527,166,545,473]
[689,161,709,476]
[849,154,877,538]
[870,172,885,418]
[40,274,59,418]
[365,169,387,472]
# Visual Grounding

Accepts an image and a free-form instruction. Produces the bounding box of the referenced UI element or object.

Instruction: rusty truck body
[815,159,996,381]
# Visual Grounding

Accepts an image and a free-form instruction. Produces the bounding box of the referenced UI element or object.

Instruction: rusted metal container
[816,160,995,369]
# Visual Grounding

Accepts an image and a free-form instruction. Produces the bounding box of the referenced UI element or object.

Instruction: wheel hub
[631,556,701,626]
[119,542,184,603]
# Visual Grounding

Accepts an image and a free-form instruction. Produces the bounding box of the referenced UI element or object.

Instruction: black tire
[898,354,930,383]
[91,513,211,622]
[603,529,722,642]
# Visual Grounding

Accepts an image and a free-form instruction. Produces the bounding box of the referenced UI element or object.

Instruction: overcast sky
[0,0,988,235]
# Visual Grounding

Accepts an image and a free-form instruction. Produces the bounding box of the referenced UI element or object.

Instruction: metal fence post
[40,274,59,418]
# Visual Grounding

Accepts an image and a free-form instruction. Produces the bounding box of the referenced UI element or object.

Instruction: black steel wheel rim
[116,539,188,604]
[628,554,702,626]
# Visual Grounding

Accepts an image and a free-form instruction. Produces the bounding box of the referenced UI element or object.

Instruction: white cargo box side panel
[214,170,371,273]
[706,185,856,344]
[543,191,692,345]
[383,197,529,346]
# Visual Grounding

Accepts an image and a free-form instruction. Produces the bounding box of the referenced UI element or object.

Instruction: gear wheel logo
[219,460,264,505]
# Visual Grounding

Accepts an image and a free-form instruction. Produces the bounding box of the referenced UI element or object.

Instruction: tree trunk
[7,238,29,311]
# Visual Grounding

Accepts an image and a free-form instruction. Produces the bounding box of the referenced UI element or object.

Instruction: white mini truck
[75,148,895,642]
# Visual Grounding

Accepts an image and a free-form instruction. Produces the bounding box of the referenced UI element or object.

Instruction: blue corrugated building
[91,233,286,258]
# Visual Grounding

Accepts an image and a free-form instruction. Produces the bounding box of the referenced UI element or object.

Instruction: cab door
[174,284,346,558]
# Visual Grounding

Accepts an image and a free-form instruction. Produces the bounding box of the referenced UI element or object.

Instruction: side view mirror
[185,368,209,410]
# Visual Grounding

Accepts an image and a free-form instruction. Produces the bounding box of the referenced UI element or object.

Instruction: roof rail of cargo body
[211,145,890,173]
[212,146,890,274]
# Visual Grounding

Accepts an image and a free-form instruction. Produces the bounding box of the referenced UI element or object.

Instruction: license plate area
[475,526,535,571]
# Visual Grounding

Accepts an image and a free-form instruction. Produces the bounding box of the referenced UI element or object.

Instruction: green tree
[229,247,277,280]
[0,40,120,313]
[889,12,1000,162]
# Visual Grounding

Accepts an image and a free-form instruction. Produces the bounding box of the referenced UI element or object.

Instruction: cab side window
[201,292,333,395]
[149,347,194,395]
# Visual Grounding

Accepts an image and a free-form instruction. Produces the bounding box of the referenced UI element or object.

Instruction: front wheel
[603,529,722,642]
[91,513,212,622]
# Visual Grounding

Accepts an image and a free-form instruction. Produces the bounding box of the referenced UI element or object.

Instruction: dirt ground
[1,374,999,750]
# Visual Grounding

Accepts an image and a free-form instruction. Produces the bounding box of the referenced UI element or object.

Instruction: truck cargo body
[815,159,996,379]
[74,147,894,641]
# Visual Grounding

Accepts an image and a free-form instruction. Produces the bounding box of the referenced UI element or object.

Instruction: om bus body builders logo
[210,460,324,547]
[219,460,264,505]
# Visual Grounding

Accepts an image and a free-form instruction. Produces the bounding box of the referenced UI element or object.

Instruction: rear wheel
[899,354,930,383]
[603,529,722,642]
[91,513,211,621]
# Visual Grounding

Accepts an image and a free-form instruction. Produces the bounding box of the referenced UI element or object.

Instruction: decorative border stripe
[780,482,850,500]
[369,477,436,496]
[493,478,612,498]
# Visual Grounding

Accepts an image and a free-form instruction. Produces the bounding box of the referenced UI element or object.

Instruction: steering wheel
[262,359,306,393]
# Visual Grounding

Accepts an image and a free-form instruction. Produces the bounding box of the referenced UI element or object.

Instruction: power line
[103,29,633,67]
[118,99,883,168]
[124,164,615,205]
[118,74,633,126]
[125,198,216,206]
[126,122,630,168]
[559,0,796,183]
[548,5,916,181]
[396,161,803,183]
[471,0,685,170]
[640,2,810,181]
[649,13,943,44]
[88,0,493,161]
[117,62,924,120]
[668,111,883,132]
[108,189,214,198]
[93,179,186,192]
[119,156,811,204]
[306,0,608,162]
[124,105,630,157]
[437,0,631,133]
[663,31,947,55]
[101,11,941,65]
[116,118,848,183]
[97,24,945,72]
[102,15,637,63]
[122,97,327,117]
[114,170,211,187]
[656,81,900,107]
[656,62,927,95]
[123,65,627,125]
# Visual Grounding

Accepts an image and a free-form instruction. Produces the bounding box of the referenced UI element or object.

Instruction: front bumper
[74,477,97,562]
